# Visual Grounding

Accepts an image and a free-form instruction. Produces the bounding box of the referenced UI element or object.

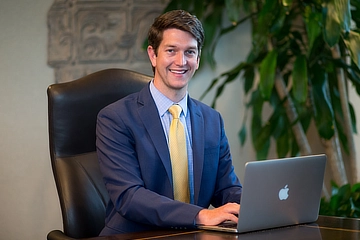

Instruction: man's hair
[148,10,205,56]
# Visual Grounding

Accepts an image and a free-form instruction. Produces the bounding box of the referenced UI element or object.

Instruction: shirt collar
[149,80,188,117]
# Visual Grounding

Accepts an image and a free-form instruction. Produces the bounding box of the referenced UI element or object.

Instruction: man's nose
[175,52,186,66]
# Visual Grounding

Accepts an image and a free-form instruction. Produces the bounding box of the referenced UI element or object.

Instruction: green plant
[320,182,360,217]
[164,0,360,190]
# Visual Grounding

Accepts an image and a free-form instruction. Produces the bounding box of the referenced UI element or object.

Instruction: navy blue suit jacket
[96,83,242,235]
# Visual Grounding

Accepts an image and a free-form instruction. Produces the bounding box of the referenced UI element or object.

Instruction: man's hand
[195,202,240,226]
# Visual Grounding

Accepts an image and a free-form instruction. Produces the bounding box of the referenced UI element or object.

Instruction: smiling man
[96,10,242,236]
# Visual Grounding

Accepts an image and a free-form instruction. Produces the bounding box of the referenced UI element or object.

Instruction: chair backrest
[47,68,151,238]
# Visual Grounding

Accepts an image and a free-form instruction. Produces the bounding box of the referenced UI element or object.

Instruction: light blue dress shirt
[149,81,195,204]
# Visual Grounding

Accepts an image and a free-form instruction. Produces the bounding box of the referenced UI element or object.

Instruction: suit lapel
[188,98,205,204]
[137,85,173,185]
[136,86,206,203]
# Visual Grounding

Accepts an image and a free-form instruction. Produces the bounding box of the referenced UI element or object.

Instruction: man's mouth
[169,69,188,74]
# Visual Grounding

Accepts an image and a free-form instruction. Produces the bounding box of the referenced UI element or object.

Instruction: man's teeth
[170,70,186,74]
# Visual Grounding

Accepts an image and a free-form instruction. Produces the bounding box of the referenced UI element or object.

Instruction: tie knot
[169,104,182,119]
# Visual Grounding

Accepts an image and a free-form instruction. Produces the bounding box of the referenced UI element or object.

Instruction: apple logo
[278,185,289,200]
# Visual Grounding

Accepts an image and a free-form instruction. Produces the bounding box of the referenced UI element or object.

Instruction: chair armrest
[47,230,76,240]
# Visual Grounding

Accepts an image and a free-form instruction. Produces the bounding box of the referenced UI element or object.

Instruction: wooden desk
[85,216,360,240]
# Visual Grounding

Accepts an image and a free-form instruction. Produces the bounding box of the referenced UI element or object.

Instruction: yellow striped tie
[168,104,190,203]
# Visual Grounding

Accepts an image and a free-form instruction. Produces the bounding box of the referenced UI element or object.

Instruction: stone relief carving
[48,0,167,83]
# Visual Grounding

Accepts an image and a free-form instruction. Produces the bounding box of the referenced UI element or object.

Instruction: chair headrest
[47,68,151,158]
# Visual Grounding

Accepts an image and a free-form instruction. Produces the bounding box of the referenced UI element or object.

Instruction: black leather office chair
[47,69,152,239]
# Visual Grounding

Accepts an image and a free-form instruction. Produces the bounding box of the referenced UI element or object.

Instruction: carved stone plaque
[48,0,167,83]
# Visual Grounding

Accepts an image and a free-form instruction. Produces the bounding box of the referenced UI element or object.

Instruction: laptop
[197,154,327,233]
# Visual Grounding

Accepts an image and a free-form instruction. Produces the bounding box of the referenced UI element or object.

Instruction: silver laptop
[198,154,326,233]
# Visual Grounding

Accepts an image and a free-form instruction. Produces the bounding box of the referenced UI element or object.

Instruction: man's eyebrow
[164,44,177,48]
[163,44,197,49]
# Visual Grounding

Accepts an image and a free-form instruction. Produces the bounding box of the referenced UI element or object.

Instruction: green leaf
[256,140,270,160]
[330,87,351,153]
[212,67,242,107]
[323,0,352,47]
[282,0,293,7]
[269,101,286,139]
[351,0,360,27]
[250,90,270,160]
[199,76,220,101]
[276,125,290,158]
[201,61,247,106]
[243,66,255,94]
[203,7,223,68]
[323,1,342,47]
[253,0,278,54]
[193,0,204,19]
[254,102,284,159]
[310,65,335,139]
[352,183,360,208]
[254,123,271,160]
[341,0,352,33]
[329,195,340,213]
[332,95,350,153]
[259,0,278,19]
[260,50,278,100]
[290,131,299,157]
[349,103,357,134]
[305,10,322,56]
[331,181,340,196]
[162,0,180,13]
[338,184,352,202]
[344,31,360,69]
[239,123,247,146]
[269,7,286,35]
[320,197,332,215]
[225,0,242,24]
[346,65,360,95]
[292,55,308,103]
[352,183,360,193]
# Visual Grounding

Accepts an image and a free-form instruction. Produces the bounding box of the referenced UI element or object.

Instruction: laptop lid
[198,154,326,233]
[237,154,326,233]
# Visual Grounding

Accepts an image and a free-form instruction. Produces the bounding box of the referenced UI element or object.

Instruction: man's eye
[186,50,196,55]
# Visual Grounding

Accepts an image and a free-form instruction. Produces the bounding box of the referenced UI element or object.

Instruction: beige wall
[0,0,359,239]
[0,1,60,239]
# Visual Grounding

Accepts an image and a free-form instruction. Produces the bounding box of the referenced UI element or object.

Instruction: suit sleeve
[212,113,242,206]
[196,110,242,208]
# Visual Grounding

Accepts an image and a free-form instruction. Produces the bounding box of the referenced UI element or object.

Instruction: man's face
[148,28,200,96]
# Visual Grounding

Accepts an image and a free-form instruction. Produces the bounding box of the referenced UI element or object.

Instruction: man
[96,9,242,235]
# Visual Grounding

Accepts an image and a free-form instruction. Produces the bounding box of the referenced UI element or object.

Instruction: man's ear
[147,46,157,68]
